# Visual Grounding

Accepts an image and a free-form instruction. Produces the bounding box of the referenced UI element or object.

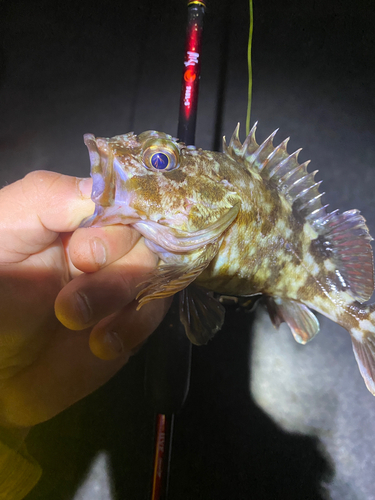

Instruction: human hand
[0,171,170,428]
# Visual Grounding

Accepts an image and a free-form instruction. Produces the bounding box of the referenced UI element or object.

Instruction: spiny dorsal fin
[224,123,374,303]
[225,123,324,222]
[226,123,242,156]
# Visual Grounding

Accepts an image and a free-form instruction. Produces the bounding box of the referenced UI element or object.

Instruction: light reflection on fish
[82,124,375,396]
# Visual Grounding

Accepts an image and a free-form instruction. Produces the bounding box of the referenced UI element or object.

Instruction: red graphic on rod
[177,2,205,145]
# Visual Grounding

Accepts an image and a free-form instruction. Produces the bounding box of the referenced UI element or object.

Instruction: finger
[60,232,83,279]
[89,297,172,360]
[68,225,141,273]
[0,297,170,426]
[0,171,94,263]
[55,238,158,330]
[0,328,131,427]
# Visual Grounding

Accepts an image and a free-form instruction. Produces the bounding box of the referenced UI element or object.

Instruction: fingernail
[103,331,123,355]
[78,177,93,199]
[75,291,92,324]
[90,237,107,266]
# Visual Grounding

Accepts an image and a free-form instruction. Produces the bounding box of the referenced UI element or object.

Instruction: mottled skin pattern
[83,127,375,395]
[196,151,306,296]
[193,152,368,333]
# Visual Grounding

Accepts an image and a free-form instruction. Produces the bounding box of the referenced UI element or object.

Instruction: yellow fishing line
[245,0,253,136]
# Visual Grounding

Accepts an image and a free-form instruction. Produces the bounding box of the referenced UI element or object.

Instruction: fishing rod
[177,1,206,145]
[145,0,254,497]
[145,2,206,499]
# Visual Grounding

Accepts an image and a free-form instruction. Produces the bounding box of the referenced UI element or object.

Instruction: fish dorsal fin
[311,209,374,302]
[225,123,326,223]
[225,123,374,303]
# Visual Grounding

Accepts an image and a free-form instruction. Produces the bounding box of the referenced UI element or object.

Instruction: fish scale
[82,124,375,396]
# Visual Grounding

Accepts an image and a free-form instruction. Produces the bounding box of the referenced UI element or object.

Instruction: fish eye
[150,151,171,170]
[142,141,179,172]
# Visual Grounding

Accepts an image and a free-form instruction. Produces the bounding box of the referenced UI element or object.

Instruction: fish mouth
[84,133,139,207]
[83,133,142,227]
[79,207,142,229]
[84,133,118,207]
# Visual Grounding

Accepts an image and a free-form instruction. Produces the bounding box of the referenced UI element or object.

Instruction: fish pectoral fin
[186,195,241,233]
[263,296,320,344]
[179,285,225,345]
[136,241,220,308]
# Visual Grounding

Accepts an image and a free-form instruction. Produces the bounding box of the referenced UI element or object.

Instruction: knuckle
[22,171,63,205]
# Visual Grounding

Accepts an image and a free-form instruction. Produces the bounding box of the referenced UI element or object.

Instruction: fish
[81,124,375,396]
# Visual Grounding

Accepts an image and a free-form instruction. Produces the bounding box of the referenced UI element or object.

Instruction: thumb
[0,171,94,263]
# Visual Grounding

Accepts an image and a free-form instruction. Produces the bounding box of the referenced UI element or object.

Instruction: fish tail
[350,303,375,395]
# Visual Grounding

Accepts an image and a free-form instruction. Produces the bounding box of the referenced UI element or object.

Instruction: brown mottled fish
[82,124,375,395]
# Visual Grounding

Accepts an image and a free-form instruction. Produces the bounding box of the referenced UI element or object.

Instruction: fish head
[83,130,240,254]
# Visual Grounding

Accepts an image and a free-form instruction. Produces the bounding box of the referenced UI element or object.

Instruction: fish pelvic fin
[179,285,225,345]
[350,304,375,396]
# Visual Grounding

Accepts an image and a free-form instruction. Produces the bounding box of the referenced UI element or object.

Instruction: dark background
[1,0,375,498]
